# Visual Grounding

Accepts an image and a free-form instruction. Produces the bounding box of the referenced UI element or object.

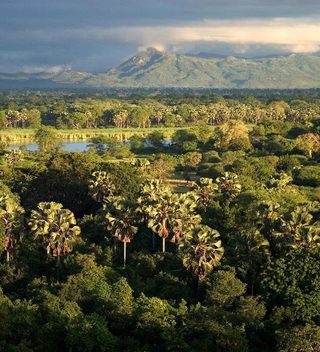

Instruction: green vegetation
[3,48,320,88]
[0,90,319,351]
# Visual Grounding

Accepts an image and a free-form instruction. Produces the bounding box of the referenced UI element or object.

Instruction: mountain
[2,48,320,89]
[0,70,92,89]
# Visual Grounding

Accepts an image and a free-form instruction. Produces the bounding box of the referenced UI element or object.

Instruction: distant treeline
[0,91,320,129]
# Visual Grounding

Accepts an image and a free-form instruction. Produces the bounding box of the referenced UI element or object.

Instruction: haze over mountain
[1,48,320,89]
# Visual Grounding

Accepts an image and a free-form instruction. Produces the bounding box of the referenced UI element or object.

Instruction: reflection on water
[9,141,89,152]
[9,139,173,152]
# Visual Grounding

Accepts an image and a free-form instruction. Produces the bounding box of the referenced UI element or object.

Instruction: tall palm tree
[138,180,172,252]
[29,202,80,262]
[88,171,117,203]
[192,177,218,208]
[139,180,202,253]
[0,195,24,263]
[145,190,173,253]
[105,199,138,267]
[179,225,224,282]
[233,230,270,294]
[170,192,201,248]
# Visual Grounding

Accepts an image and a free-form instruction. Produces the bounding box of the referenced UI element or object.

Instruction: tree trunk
[152,233,155,250]
[56,255,62,281]
[309,149,312,158]
[123,242,127,268]
[197,279,203,297]
[162,237,166,253]
[113,238,117,254]
[6,250,10,263]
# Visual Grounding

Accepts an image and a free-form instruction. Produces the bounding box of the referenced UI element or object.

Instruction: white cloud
[21,65,70,74]
[0,65,69,74]
[63,17,320,54]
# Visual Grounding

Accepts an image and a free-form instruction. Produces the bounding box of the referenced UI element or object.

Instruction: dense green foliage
[1,90,320,132]
[0,91,319,351]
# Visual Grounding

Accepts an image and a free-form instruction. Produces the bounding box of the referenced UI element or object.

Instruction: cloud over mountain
[1,0,320,72]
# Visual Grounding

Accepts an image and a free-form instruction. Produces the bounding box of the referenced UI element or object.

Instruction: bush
[66,313,117,352]
[293,165,320,187]
[276,325,320,352]
[257,120,294,137]
[197,162,225,178]
[262,135,297,155]
[276,154,305,173]
[231,156,278,188]
[220,151,246,165]
[202,151,221,163]
[261,249,320,324]
[181,151,202,170]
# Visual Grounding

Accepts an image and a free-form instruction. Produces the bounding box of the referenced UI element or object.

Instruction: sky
[1,0,320,73]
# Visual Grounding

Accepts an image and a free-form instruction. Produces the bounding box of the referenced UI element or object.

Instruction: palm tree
[145,190,173,253]
[112,108,129,129]
[258,201,281,224]
[179,225,224,282]
[216,172,241,201]
[139,180,203,253]
[132,158,150,169]
[105,199,138,267]
[6,149,23,166]
[138,180,172,251]
[138,179,169,204]
[192,177,218,208]
[296,133,320,158]
[0,195,24,263]
[276,203,320,249]
[88,171,117,203]
[265,172,293,190]
[233,230,270,294]
[5,110,21,128]
[29,202,80,263]
[170,192,201,248]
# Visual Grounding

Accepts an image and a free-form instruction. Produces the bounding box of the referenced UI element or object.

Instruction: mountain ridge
[1,48,320,89]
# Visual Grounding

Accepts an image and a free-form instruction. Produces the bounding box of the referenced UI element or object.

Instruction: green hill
[2,48,320,89]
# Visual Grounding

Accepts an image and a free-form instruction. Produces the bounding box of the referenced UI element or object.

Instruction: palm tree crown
[179,225,224,281]
[0,194,24,262]
[29,202,80,258]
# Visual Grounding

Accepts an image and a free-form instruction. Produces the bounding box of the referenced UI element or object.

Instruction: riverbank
[0,127,187,143]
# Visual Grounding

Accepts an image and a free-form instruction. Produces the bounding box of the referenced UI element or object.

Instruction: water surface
[9,141,89,152]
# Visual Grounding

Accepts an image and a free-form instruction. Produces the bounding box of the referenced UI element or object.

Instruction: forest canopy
[0,90,319,352]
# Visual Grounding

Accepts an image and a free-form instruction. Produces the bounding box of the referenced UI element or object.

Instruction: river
[9,139,173,152]
[9,141,90,152]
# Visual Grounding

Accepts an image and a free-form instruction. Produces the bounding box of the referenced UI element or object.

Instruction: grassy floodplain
[0,127,188,143]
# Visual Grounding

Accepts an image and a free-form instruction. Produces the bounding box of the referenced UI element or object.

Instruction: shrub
[263,135,296,155]
[293,165,320,187]
[276,154,305,174]
[202,151,221,163]
[198,162,225,178]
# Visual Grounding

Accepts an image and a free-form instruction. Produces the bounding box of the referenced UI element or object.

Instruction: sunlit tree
[0,195,24,262]
[29,202,80,262]
[105,199,138,267]
[179,225,224,281]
